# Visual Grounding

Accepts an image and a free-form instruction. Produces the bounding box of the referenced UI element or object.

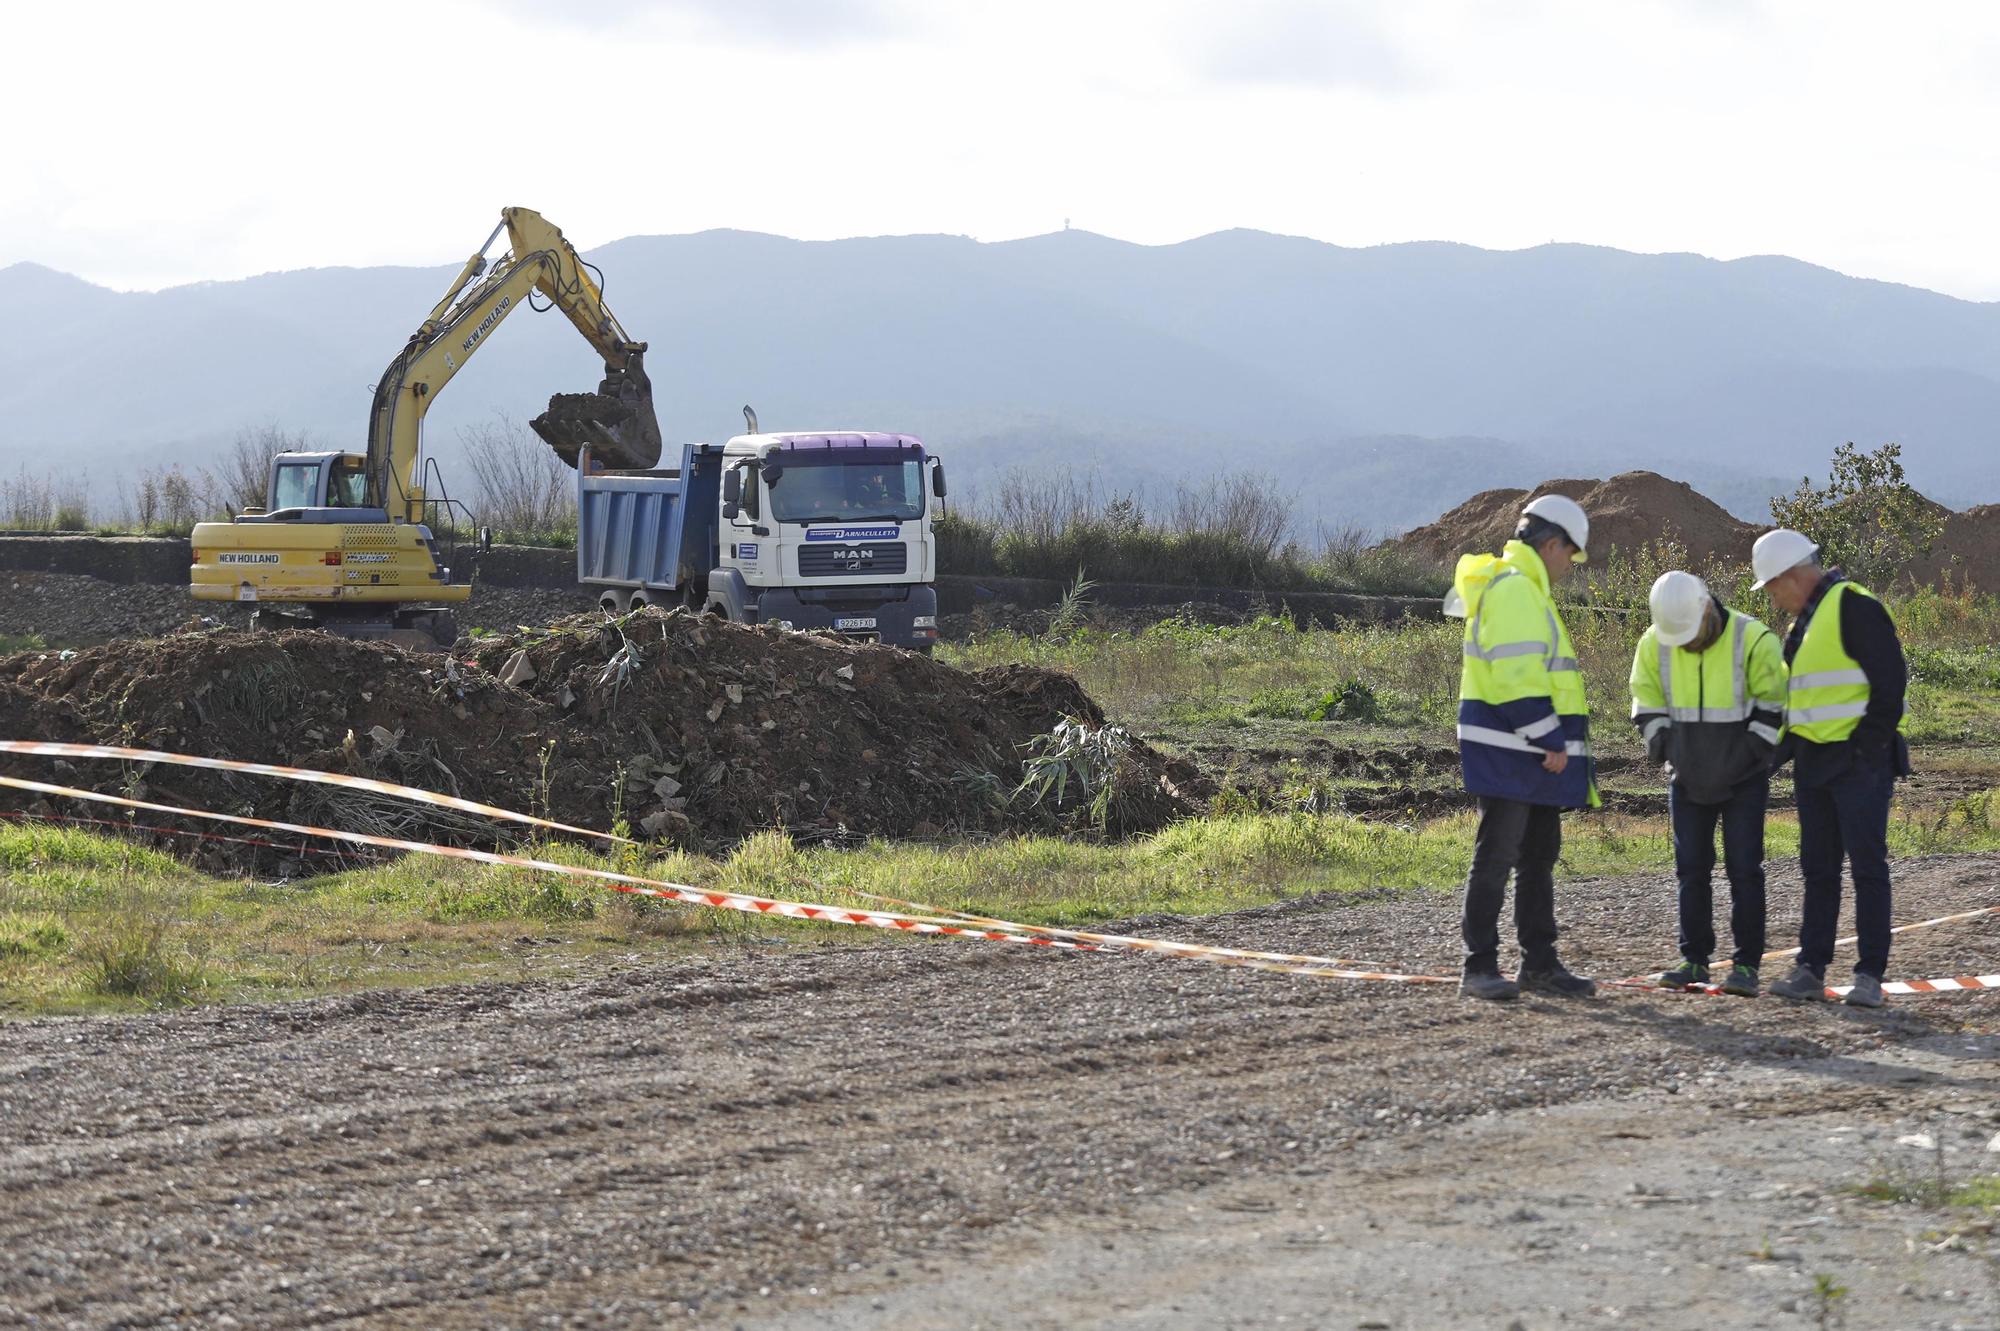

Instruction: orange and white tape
[1840,974,2000,997]
[0,773,1095,953]
[0,740,629,844]
[854,888,1442,983]
[0,769,1452,984]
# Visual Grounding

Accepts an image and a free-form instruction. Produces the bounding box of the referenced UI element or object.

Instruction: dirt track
[2,856,1996,1329]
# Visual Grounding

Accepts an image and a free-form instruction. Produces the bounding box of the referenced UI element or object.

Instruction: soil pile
[1391,471,1758,569]
[1909,503,2000,591]
[0,611,1207,865]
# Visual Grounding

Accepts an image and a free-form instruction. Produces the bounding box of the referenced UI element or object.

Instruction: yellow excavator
[190,206,661,648]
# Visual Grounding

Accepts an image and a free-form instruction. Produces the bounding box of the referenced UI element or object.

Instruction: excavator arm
[366,206,661,522]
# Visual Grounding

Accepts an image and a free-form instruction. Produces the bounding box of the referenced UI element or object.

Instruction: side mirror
[722,467,742,519]
[931,464,947,499]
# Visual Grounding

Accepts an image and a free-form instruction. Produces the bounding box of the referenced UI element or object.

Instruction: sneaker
[1718,963,1760,997]
[1460,970,1521,1002]
[1768,963,1827,1002]
[1843,973,1886,1008]
[1657,960,1710,991]
[1517,964,1597,998]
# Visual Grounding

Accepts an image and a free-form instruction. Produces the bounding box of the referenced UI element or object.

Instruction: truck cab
[575,431,946,651]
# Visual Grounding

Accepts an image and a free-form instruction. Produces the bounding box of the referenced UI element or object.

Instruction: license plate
[835,617,878,630]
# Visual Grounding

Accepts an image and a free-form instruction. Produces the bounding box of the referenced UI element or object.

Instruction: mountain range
[3,227,1995,532]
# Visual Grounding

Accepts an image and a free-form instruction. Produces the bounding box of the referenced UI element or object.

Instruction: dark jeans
[1796,758,1895,979]
[1670,777,1768,967]
[1462,796,1562,974]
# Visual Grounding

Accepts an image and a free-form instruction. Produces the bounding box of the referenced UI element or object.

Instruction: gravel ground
[0,854,1995,1328]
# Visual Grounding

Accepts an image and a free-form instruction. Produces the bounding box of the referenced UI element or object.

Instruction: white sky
[4,0,1998,299]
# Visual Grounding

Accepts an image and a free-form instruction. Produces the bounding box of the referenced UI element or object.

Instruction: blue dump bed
[575,443,724,594]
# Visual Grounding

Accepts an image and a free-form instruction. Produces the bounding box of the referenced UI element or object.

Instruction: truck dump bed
[575,443,723,596]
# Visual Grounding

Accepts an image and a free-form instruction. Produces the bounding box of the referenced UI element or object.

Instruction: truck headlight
[913,615,937,628]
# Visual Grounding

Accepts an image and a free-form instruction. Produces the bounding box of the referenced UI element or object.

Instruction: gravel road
[1,854,1995,1328]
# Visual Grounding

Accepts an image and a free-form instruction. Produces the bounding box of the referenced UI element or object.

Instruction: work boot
[1718,963,1760,998]
[1517,963,1597,998]
[1768,963,1827,1002]
[1843,973,1886,1008]
[1459,969,1520,1002]
[1656,960,1709,991]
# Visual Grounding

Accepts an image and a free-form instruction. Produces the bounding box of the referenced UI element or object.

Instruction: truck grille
[798,542,907,578]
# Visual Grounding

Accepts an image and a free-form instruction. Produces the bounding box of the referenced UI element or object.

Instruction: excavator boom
[190,206,662,649]
[367,206,662,519]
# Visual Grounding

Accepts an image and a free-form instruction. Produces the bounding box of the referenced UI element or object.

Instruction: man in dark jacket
[1631,571,1787,996]
[1754,531,1910,1008]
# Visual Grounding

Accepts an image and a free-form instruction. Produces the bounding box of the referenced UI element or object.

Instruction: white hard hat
[1649,570,1711,648]
[1521,494,1589,562]
[1751,528,1818,589]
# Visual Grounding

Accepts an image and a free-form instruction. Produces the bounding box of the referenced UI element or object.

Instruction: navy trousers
[1795,759,1895,979]
[1669,777,1768,967]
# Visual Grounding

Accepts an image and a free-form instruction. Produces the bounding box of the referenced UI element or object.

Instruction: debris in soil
[0,609,1209,868]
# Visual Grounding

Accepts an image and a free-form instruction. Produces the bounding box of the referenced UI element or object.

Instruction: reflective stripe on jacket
[1787,581,1908,743]
[1453,539,1596,809]
[1629,606,1785,803]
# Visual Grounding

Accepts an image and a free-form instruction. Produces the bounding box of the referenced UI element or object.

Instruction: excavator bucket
[531,348,663,470]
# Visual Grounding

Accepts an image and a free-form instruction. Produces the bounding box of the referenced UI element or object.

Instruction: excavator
[189,206,662,649]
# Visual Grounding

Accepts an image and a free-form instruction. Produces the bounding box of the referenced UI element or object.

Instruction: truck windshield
[765,458,924,523]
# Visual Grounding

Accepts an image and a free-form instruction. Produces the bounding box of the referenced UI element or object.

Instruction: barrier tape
[0,771,1454,983]
[852,888,1438,983]
[1615,973,2000,1000]
[0,773,1097,953]
[0,741,628,845]
[1615,902,2000,990]
[0,747,1983,996]
[1846,974,2000,996]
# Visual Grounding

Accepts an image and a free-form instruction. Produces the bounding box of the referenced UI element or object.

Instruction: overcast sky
[5,0,1997,299]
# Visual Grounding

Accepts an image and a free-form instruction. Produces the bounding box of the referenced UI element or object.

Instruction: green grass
[10,774,2000,1013]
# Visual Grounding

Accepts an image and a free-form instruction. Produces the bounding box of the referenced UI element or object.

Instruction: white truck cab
[576,430,946,651]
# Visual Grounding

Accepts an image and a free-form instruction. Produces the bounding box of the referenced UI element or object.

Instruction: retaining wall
[0,535,1444,628]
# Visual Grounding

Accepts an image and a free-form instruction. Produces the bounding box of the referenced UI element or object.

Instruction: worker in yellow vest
[1630,571,1787,996]
[1448,494,1598,1002]
[1753,530,1910,1007]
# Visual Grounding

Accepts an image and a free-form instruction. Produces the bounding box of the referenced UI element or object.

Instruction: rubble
[0,609,1208,868]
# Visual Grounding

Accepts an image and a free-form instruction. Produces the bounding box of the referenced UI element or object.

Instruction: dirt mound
[1907,503,2000,592]
[1391,471,1758,569]
[0,612,1208,865]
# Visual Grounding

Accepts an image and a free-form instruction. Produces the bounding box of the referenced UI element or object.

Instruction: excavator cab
[250,452,385,521]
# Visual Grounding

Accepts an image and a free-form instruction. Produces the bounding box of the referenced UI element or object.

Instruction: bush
[459,415,577,546]
[939,469,1447,596]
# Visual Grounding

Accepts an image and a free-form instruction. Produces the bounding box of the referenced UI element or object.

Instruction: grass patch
[1951,1176,2000,1208]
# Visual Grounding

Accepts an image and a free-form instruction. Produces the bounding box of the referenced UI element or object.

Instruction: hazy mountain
[2,227,1994,531]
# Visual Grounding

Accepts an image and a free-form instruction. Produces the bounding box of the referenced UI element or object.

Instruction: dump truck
[576,419,946,652]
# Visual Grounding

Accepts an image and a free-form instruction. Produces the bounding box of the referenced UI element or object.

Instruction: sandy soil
[0,855,1995,1329]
